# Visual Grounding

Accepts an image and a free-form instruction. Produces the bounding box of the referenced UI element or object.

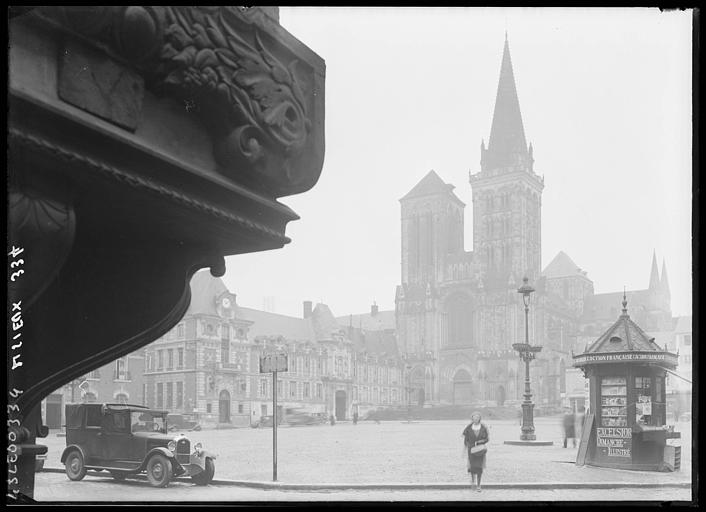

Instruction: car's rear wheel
[110,471,128,481]
[65,450,87,481]
[191,458,215,486]
[145,454,172,488]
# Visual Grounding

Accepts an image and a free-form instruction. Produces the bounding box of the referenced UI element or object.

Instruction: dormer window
[609,336,622,343]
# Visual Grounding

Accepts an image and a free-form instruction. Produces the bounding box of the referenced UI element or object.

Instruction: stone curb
[41,468,691,491]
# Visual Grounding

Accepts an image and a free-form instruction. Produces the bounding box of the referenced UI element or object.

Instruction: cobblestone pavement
[31,472,692,503]
[39,418,692,487]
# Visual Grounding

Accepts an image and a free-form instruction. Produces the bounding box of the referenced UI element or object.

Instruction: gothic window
[447,294,473,347]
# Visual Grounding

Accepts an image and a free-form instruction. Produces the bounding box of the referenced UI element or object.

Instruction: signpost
[259,352,288,481]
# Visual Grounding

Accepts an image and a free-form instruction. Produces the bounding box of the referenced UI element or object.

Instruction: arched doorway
[410,366,425,406]
[497,385,506,406]
[219,390,231,423]
[452,369,472,404]
[335,390,347,421]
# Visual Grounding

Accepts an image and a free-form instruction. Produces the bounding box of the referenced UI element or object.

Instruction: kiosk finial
[621,287,628,315]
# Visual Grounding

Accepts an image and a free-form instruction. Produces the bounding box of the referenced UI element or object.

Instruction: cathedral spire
[660,259,671,297]
[648,249,660,290]
[484,35,529,172]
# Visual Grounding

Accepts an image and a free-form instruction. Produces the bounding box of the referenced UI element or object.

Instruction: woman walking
[462,411,489,492]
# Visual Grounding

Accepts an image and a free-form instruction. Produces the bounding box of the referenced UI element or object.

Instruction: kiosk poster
[596,427,632,461]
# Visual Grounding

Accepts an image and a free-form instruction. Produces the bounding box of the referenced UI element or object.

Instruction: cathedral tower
[400,170,465,286]
[470,36,544,287]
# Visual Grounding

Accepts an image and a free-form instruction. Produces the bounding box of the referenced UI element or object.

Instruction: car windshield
[131,411,167,433]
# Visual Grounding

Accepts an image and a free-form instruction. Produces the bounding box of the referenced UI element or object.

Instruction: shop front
[573,297,681,471]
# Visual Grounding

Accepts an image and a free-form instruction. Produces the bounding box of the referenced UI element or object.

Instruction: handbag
[470,444,487,455]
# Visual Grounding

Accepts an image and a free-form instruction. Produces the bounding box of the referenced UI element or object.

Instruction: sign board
[260,353,288,373]
[596,426,632,461]
[576,412,594,466]
[574,352,677,366]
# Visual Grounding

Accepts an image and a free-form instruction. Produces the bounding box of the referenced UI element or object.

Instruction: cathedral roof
[400,170,464,204]
[542,251,588,280]
[483,36,530,171]
[583,289,651,320]
[186,270,229,316]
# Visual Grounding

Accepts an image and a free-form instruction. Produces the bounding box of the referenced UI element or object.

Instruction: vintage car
[166,414,201,432]
[61,403,216,487]
[284,408,320,426]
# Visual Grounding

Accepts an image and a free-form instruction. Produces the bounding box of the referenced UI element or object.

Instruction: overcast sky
[221,7,692,320]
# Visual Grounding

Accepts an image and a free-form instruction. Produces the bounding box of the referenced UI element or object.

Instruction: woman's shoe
[476,486,482,492]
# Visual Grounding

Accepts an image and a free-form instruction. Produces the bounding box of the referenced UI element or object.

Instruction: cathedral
[394,36,673,408]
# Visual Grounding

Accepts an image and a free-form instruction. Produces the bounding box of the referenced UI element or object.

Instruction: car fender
[60,445,86,464]
[138,447,176,471]
[199,449,217,460]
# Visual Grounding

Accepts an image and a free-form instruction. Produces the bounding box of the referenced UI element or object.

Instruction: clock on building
[222,297,231,309]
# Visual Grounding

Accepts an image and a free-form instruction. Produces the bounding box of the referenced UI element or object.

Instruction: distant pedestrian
[329,414,336,426]
[576,406,586,440]
[462,411,489,492]
[562,408,576,448]
[353,412,359,425]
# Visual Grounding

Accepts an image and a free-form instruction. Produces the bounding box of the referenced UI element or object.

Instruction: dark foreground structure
[573,296,681,471]
[8,6,325,499]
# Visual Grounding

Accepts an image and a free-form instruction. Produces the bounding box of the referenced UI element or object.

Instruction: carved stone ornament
[36,6,324,197]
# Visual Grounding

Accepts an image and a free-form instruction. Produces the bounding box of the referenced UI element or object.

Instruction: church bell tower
[470,34,544,287]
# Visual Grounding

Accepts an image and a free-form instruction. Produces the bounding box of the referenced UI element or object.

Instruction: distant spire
[660,259,671,296]
[648,250,660,290]
[484,35,529,172]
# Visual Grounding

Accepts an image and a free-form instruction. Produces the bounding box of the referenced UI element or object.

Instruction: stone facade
[395,36,674,408]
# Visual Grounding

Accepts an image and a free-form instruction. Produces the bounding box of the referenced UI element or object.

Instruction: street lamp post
[512,277,543,441]
[406,364,412,423]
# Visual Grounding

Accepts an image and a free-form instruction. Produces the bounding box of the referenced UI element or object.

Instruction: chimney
[371,302,379,317]
[303,301,312,319]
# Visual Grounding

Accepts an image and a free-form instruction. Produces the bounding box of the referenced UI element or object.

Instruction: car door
[100,410,131,464]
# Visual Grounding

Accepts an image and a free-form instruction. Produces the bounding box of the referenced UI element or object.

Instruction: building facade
[141,272,407,427]
[394,35,676,408]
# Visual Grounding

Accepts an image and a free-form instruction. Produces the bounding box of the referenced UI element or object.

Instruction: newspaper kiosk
[573,296,681,471]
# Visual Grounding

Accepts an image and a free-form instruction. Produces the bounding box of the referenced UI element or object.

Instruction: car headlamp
[167,440,176,452]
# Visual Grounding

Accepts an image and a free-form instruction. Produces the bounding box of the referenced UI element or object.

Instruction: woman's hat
[471,411,482,420]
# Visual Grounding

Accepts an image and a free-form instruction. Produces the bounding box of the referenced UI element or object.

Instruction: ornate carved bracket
[34,6,325,197]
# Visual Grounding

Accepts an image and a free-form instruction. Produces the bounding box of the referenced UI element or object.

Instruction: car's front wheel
[145,454,172,488]
[191,458,215,486]
[65,450,87,481]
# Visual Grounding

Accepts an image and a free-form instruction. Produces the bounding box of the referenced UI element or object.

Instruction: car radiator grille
[176,438,190,465]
